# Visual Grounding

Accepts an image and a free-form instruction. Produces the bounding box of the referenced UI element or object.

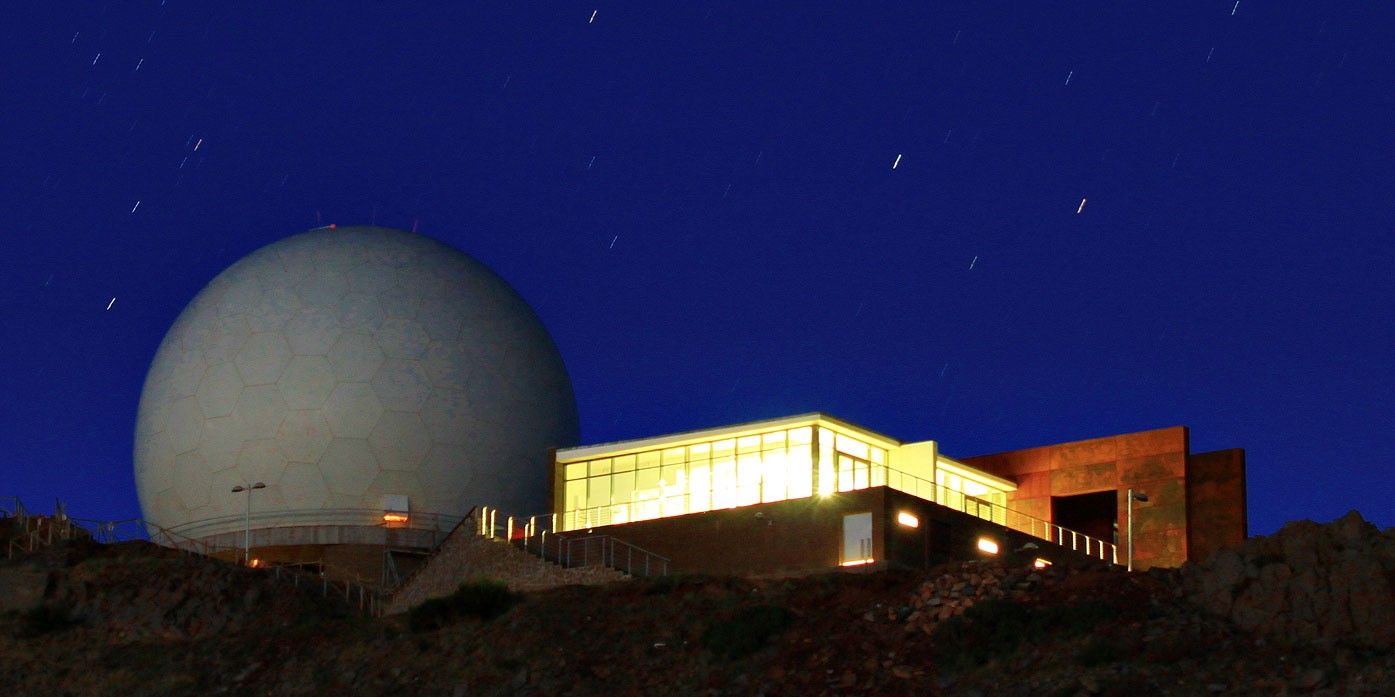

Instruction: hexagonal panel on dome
[279,461,329,510]
[364,470,424,502]
[337,292,386,333]
[133,429,177,494]
[168,349,207,399]
[295,270,348,307]
[197,415,244,472]
[276,410,333,463]
[377,285,421,319]
[203,316,252,365]
[278,355,336,411]
[420,388,477,445]
[327,332,384,382]
[217,276,262,317]
[235,333,292,386]
[323,382,383,438]
[371,358,432,412]
[421,340,474,391]
[246,286,302,333]
[172,451,212,511]
[317,437,379,497]
[374,317,430,360]
[196,361,244,419]
[235,438,288,486]
[235,385,288,442]
[347,261,398,296]
[369,411,432,470]
[166,395,205,454]
[284,307,342,356]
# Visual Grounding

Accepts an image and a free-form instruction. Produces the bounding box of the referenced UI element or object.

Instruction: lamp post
[1127,488,1149,572]
[231,482,266,566]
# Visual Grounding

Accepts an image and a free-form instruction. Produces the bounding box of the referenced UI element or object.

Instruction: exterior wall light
[896,512,920,528]
[840,558,874,567]
[382,494,410,525]
[977,538,999,555]
[1033,558,1052,569]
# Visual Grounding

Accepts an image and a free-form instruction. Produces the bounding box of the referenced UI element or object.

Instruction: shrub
[408,577,520,632]
[701,605,793,659]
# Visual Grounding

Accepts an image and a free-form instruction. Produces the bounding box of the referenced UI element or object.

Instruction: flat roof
[557,412,905,461]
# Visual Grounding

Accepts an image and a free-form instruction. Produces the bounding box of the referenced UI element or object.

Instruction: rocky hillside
[2,511,1393,697]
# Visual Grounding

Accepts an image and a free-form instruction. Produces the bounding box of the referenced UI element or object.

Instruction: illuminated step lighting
[977,538,999,555]
[896,512,920,528]
[840,558,874,567]
[1034,558,1053,569]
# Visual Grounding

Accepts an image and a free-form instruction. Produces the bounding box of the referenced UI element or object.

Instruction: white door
[842,512,873,564]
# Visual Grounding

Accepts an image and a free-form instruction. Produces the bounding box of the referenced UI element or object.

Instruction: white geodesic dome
[133,226,578,542]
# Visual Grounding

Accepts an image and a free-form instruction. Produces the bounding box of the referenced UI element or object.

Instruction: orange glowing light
[896,512,920,528]
[977,538,999,555]
[1033,558,1052,568]
[840,558,874,567]
[382,513,409,523]
[249,558,262,568]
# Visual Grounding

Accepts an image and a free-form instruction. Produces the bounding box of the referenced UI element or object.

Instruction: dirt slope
[2,512,1393,697]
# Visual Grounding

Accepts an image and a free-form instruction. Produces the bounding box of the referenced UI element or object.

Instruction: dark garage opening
[1052,490,1117,543]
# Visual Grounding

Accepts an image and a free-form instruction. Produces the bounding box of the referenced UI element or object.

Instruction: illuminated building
[543,415,1245,573]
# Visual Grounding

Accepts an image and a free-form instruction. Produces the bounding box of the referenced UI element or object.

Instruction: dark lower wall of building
[562,488,1116,578]
[1185,448,1248,563]
[880,489,1114,572]
[959,426,1193,570]
[563,491,886,576]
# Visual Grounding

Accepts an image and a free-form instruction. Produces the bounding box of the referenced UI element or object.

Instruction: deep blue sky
[4,2,1391,537]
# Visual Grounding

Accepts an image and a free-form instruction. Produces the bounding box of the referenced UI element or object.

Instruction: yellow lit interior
[840,558,874,567]
[896,512,920,528]
[977,538,1000,554]
[559,421,895,531]
[556,415,1020,535]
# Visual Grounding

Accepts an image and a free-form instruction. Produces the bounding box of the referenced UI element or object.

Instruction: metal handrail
[475,506,669,578]
[165,508,465,539]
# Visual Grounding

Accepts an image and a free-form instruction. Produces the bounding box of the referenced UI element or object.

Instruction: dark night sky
[4,2,1392,537]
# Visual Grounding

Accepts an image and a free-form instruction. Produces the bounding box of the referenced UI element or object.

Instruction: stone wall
[384,530,628,615]
[1183,510,1395,648]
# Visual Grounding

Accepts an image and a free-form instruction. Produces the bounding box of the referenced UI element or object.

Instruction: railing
[5,500,90,559]
[263,560,384,616]
[882,469,1119,564]
[476,506,670,578]
[2,499,393,616]
[166,508,463,542]
[1,496,27,519]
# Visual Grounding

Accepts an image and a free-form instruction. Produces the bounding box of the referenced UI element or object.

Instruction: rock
[891,666,913,679]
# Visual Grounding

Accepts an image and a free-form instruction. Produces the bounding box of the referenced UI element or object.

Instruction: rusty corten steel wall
[959,426,1196,570]
[959,428,1248,570]
[1185,447,1248,564]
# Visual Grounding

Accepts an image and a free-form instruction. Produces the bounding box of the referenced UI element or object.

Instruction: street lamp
[1126,488,1149,572]
[231,482,266,566]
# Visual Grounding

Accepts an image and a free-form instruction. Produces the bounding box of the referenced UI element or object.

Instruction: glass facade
[560,423,899,531]
[558,418,1012,532]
